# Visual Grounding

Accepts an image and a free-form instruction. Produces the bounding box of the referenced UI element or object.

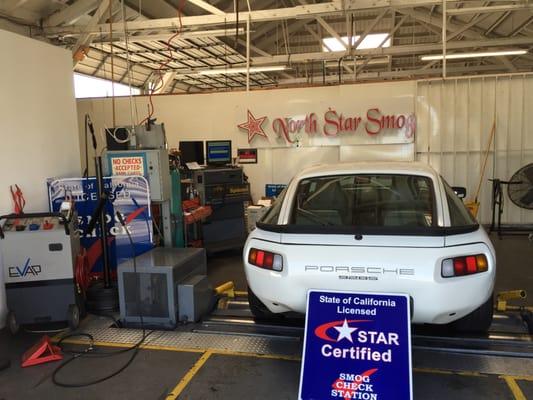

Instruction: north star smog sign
[237,108,416,147]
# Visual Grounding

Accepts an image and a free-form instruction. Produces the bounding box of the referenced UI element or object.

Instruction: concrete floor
[0,337,530,400]
[490,233,533,297]
[0,233,531,399]
[1,329,530,400]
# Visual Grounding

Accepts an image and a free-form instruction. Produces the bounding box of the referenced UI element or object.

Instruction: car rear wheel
[248,288,281,320]
[452,294,494,333]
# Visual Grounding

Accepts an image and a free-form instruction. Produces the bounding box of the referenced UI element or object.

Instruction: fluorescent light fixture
[322,33,391,52]
[421,49,527,61]
[198,66,288,75]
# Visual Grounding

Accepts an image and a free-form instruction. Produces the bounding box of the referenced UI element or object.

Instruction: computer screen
[206,140,232,165]
[179,141,205,166]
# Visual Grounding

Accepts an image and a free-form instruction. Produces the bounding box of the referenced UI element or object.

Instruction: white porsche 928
[244,162,496,332]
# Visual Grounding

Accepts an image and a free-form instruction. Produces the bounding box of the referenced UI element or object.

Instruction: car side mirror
[452,186,467,199]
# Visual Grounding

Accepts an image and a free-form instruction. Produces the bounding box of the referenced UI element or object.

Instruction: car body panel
[244,161,496,325]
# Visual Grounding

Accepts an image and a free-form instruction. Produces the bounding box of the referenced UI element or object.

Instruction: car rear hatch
[279,232,444,247]
[277,231,445,289]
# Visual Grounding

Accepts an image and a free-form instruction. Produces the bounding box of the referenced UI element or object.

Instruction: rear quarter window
[260,186,288,224]
[442,178,477,226]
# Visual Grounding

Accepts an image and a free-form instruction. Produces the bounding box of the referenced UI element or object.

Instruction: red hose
[75,248,90,293]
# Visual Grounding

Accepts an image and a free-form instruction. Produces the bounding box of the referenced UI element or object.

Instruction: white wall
[76,81,416,203]
[77,74,533,226]
[416,75,533,225]
[0,29,81,328]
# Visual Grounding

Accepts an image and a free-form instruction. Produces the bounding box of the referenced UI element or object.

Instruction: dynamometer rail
[198,298,533,359]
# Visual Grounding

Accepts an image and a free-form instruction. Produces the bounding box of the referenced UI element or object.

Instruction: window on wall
[73,73,141,99]
[322,33,391,52]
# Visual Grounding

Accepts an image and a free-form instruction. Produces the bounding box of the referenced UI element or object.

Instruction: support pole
[109,3,116,127]
[95,156,111,288]
[246,16,250,92]
[442,0,447,78]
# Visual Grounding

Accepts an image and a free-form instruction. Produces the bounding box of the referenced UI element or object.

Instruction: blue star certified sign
[298,291,413,400]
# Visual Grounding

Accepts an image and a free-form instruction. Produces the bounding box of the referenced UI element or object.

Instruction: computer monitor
[179,141,205,166]
[206,140,232,166]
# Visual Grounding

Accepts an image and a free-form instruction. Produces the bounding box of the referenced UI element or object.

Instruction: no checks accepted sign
[298,291,412,400]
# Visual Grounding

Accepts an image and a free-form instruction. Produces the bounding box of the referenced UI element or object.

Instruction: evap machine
[0,206,83,334]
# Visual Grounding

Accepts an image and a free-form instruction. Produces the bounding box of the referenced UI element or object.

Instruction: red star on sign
[238,110,268,143]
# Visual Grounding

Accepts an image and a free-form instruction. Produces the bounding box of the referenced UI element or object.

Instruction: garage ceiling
[2,0,533,93]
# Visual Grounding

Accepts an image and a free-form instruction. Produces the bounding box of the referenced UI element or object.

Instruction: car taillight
[441,254,488,278]
[248,248,283,271]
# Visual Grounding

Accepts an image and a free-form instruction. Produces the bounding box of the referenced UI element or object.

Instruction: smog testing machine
[0,207,82,334]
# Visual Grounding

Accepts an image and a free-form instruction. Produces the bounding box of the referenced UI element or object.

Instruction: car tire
[67,304,80,330]
[248,288,281,320]
[452,294,494,333]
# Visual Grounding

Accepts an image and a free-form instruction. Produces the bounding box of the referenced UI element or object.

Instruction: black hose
[83,114,97,179]
[52,213,147,388]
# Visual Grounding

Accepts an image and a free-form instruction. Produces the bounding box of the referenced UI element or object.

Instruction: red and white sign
[237,110,268,143]
[110,156,145,176]
[237,107,415,147]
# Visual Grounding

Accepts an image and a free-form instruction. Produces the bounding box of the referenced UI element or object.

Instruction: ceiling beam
[92,28,245,43]
[296,0,346,50]
[44,0,99,27]
[509,16,533,37]
[356,13,407,73]
[237,39,271,57]
[92,53,110,76]
[446,12,492,41]
[305,24,326,50]
[497,55,517,72]
[446,4,533,15]
[352,8,388,49]
[249,36,533,65]
[235,37,293,79]
[250,20,281,40]
[398,8,518,71]
[187,0,225,16]
[124,0,177,19]
[315,16,353,73]
[293,0,353,73]
[43,1,464,36]
[315,15,345,48]
[4,0,30,13]
[153,71,177,93]
[73,0,112,67]
[484,11,511,36]
[254,18,309,53]
[277,63,511,84]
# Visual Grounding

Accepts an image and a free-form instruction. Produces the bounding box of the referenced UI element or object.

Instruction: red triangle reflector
[21,335,63,368]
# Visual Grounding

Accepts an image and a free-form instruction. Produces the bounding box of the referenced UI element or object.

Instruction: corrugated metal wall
[416,75,533,225]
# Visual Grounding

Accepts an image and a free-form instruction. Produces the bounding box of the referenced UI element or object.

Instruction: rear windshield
[290,174,436,228]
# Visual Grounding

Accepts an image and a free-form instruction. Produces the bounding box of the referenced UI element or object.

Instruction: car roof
[295,161,439,180]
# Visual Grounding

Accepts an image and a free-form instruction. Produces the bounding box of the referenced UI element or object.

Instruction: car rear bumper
[244,239,496,325]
